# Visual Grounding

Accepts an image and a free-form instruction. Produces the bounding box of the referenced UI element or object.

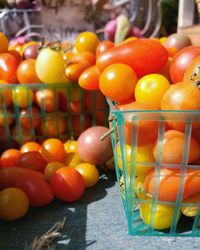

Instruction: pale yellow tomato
[117,143,155,176]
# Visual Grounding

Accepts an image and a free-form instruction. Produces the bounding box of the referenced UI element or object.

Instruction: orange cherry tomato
[44,162,66,182]
[153,130,200,164]
[20,141,41,154]
[17,59,41,84]
[79,65,100,90]
[0,109,14,127]
[41,138,65,163]
[0,32,9,53]
[1,149,21,168]
[71,51,96,66]
[75,31,100,54]
[35,89,56,112]
[99,63,137,103]
[183,56,200,82]
[65,61,90,82]
[20,106,42,129]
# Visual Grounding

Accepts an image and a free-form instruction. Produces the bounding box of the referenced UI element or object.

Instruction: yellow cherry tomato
[117,143,155,176]
[64,140,78,153]
[64,152,84,168]
[135,74,170,108]
[0,187,29,221]
[140,202,177,230]
[36,47,68,84]
[75,163,99,188]
[159,37,168,44]
[0,32,8,53]
[12,85,34,108]
[75,32,100,54]
[44,162,67,182]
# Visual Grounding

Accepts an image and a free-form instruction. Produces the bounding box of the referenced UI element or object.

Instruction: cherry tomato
[20,141,41,154]
[0,80,12,108]
[44,162,66,182]
[20,106,42,129]
[51,167,85,202]
[11,126,34,145]
[65,61,90,82]
[40,114,67,138]
[75,163,99,188]
[159,57,172,81]
[12,86,34,108]
[0,53,19,83]
[169,46,200,83]
[70,101,81,113]
[71,51,96,66]
[17,59,41,84]
[153,130,200,164]
[117,101,158,146]
[75,31,100,54]
[144,168,200,202]
[79,65,100,90]
[96,40,115,57]
[181,193,200,217]
[41,138,65,163]
[0,167,44,189]
[18,151,47,173]
[64,152,84,168]
[135,74,170,108]
[140,203,176,230]
[99,63,137,102]
[35,89,56,112]
[36,47,68,84]
[161,81,200,131]
[64,139,78,153]
[1,149,21,168]
[0,187,29,221]
[117,143,155,176]
[15,179,54,207]
[8,50,22,62]
[23,43,39,59]
[0,32,9,53]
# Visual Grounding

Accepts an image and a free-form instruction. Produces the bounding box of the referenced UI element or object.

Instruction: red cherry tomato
[18,151,47,173]
[1,149,21,168]
[0,53,19,83]
[51,167,85,202]
[15,179,54,207]
[170,46,200,83]
[20,106,42,129]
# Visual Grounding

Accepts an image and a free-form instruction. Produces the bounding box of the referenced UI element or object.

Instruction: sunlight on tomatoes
[96,40,114,57]
[135,74,170,108]
[1,149,21,168]
[17,59,41,84]
[0,53,19,83]
[75,163,99,188]
[75,31,100,54]
[20,141,41,153]
[116,143,155,176]
[140,202,176,230]
[41,138,65,163]
[79,65,100,90]
[51,167,85,202]
[99,63,137,102]
[0,187,29,221]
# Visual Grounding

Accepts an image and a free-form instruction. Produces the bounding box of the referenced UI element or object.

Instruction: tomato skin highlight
[51,167,85,202]
[96,39,168,78]
[0,53,19,83]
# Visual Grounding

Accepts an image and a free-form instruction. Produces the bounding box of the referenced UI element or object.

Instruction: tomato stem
[100,127,114,141]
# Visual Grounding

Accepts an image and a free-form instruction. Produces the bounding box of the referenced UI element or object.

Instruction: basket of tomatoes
[94,34,200,236]
[0,31,109,151]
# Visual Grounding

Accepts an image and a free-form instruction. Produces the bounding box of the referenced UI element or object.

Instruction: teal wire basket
[0,83,108,151]
[108,98,200,236]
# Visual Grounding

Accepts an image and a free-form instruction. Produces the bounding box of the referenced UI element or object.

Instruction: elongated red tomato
[96,39,168,78]
[0,167,44,189]
[15,179,54,207]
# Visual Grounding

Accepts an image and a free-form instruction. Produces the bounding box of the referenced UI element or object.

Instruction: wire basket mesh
[108,100,200,236]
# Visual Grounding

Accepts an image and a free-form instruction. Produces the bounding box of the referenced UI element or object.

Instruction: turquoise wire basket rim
[0,83,75,88]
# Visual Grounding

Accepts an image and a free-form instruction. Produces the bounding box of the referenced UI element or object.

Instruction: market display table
[0,171,200,250]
